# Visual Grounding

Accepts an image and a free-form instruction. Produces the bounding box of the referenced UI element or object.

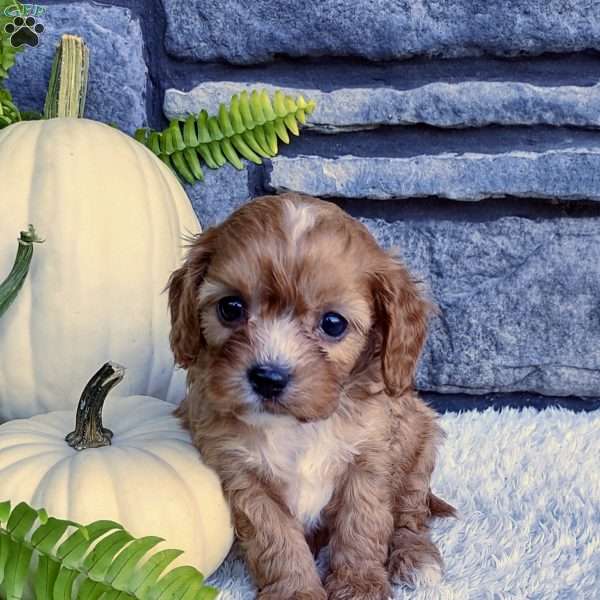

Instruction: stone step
[361,215,600,398]
[266,142,600,202]
[163,0,600,64]
[165,79,600,131]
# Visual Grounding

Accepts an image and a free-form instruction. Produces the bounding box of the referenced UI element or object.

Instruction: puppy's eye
[217,296,246,323]
[320,312,348,338]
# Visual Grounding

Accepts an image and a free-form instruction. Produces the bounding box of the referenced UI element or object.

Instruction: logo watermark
[3,4,46,47]
[3,4,46,18]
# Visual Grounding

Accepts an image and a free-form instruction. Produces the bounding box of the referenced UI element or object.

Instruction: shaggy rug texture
[205,406,600,599]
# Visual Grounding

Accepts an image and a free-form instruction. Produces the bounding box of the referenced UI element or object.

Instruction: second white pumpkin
[0,367,234,577]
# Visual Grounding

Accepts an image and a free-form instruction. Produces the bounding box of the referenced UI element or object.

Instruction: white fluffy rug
[206,407,600,599]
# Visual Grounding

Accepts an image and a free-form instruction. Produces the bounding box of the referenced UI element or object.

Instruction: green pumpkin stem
[0,225,43,319]
[65,362,125,451]
[44,34,89,119]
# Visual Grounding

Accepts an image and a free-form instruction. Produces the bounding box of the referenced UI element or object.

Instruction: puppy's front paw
[325,565,391,600]
[258,580,327,600]
[387,527,443,588]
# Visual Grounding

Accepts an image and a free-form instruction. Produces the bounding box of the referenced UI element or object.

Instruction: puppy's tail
[428,492,459,520]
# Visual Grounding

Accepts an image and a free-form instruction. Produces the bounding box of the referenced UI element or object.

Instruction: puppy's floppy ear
[167,228,217,368]
[371,250,432,396]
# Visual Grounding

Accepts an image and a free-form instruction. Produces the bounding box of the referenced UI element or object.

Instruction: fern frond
[0,500,220,600]
[135,88,316,185]
[0,86,20,129]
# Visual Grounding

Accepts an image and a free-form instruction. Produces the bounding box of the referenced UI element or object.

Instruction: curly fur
[168,192,456,600]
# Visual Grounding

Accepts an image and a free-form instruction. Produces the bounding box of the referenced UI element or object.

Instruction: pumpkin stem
[65,362,125,451]
[0,225,44,319]
[44,34,89,119]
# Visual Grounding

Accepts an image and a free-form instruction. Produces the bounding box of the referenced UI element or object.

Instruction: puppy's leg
[323,456,394,600]
[230,474,327,600]
[387,398,457,589]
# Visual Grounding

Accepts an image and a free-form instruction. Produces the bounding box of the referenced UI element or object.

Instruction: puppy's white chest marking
[242,412,360,531]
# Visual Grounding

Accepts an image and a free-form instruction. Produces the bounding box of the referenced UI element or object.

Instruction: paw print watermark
[3,4,46,48]
[5,16,44,47]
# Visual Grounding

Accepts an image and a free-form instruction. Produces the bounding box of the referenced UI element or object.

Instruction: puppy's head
[168,193,430,423]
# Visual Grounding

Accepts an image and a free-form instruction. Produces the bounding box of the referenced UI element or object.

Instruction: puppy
[168,192,456,600]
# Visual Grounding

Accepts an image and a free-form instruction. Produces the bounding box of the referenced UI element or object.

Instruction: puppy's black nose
[248,364,290,398]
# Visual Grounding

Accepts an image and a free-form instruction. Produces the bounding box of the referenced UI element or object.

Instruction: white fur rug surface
[206,407,600,599]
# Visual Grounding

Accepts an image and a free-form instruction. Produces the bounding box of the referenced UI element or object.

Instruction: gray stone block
[267,150,600,202]
[163,0,600,63]
[363,216,600,397]
[165,81,600,131]
[185,163,256,229]
[5,3,147,133]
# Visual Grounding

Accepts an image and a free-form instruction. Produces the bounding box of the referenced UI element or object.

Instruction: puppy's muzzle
[247,363,290,399]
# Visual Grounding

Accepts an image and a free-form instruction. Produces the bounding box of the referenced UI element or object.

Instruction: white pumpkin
[0,363,234,577]
[0,117,200,420]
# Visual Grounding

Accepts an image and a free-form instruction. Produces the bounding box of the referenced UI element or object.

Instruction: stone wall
[8,0,600,407]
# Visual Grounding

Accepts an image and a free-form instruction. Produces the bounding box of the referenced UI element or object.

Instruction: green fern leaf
[0,87,21,129]
[228,95,245,134]
[236,91,252,128]
[134,128,149,145]
[220,137,243,170]
[3,535,33,599]
[148,132,162,156]
[161,128,175,156]
[96,591,133,600]
[230,134,262,164]
[295,108,307,125]
[263,121,278,154]
[134,88,316,184]
[273,118,290,144]
[207,116,223,141]
[52,565,79,600]
[284,114,300,136]
[77,578,111,599]
[31,518,72,554]
[106,537,164,588]
[249,90,266,125]
[259,90,277,121]
[241,130,270,159]
[273,90,287,117]
[0,500,220,600]
[58,521,119,569]
[6,503,38,539]
[129,549,183,597]
[196,110,212,144]
[196,143,219,169]
[0,502,10,523]
[208,140,227,167]
[170,122,186,152]
[182,147,204,182]
[147,566,202,600]
[171,150,195,184]
[33,555,60,599]
[252,124,273,157]
[84,530,135,580]
[0,533,10,582]
[217,103,235,137]
[182,115,198,147]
